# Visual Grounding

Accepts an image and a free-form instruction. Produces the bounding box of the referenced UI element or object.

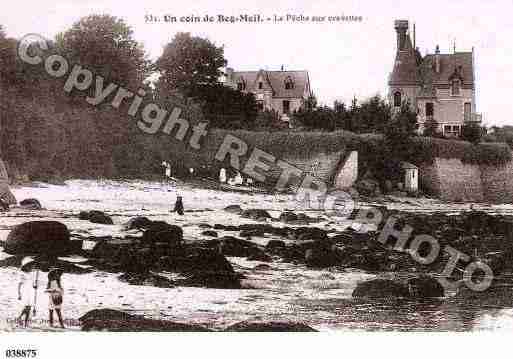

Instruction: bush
[460,122,485,144]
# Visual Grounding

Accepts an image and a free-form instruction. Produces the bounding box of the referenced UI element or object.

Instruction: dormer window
[236,78,246,91]
[451,79,461,96]
[393,91,402,107]
[284,76,294,90]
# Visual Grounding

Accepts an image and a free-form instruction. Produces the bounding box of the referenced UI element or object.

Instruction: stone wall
[419,157,513,203]
[480,162,513,203]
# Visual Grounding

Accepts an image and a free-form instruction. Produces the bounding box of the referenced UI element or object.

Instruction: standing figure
[0,158,16,206]
[219,168,227,183]
[17,257,37,327]
[46,268,65,328]
[172,195,184,215]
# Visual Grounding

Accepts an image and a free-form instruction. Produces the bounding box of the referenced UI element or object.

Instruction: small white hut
[400,162,419,193]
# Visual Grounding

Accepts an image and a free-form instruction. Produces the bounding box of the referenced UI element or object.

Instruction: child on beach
[46,268,65,328]
[17,257,37,327]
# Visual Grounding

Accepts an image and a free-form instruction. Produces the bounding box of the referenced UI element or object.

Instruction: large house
[224,68,312,122]
[389,20,482,137]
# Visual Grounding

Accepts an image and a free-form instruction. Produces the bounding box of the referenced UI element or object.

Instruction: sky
[1,0,512,126]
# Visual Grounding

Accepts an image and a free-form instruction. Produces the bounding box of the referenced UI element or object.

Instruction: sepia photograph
[0,0,512,357]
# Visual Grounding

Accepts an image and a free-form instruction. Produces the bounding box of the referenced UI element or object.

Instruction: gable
[231,70,309,98]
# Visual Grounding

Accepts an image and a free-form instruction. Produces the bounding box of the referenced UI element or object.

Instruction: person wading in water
[46,267,65,328]
[172,195,184,215]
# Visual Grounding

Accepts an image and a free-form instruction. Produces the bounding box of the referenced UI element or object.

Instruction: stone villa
[224,68,312,122]
[389,20,482,137]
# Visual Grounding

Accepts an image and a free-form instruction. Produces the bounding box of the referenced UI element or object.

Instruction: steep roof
[421,52,474,86]
[232,70,310,98]
[389,35,420,86]
[389,29,474,91]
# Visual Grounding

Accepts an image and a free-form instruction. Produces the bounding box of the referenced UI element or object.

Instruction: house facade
[224,68,312,122]
[388,20,482,137]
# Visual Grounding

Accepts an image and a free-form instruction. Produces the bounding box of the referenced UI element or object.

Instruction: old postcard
[0,0,512,357]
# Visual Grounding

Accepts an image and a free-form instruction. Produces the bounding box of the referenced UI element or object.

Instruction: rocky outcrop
[79,210,114,225]
[79,309,211,332]
[4,221,71,256]
[19,198,42,210]
[353,276,444,299]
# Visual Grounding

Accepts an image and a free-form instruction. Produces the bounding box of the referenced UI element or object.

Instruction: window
[464,102,471,122]
[451,79,461,96]
[425,102,434,118]
[444,125,460,137]
[258,82,263,89]
[284,77,294,90]
[283,100,290,114]
[393,91,402,107]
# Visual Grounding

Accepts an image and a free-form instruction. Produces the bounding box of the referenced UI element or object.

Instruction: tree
[57,15,149,88]
[357,95,391,133]
[292,105,336,131]
[189,83,258,129]
[156,32,226,95]
[423,117,443,138]
[384,101,419,160]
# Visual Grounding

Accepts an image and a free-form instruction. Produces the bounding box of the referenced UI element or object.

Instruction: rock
[19,198,42,210]
[224,205,243,214]
[407,276,444,298]
[213,224,226,230]
[78,211,90,220]
[180,249,242,289]
[125,217,152,230]
[305,243,345,268]
[118,272,175,288]
[266,240,286,252]
[142,222,183,247]
[352,279,410,298]
[247,250,272,262]
[225,321,316,332]
[219,236,261,257]
[241,209,272,220]
[79,309,211,332]
[88,211,114,225]
[198,223,212,229]
[201,230,218,237]
[279,211,298,223]
[4,221,71,256]
[294,227,328,241]
[239,229,265,238]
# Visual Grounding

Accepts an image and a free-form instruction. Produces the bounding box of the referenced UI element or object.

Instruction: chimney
[413,23,416,49]
[226,67,234,81]
[394,20,409,51]
[435,45,441,73]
